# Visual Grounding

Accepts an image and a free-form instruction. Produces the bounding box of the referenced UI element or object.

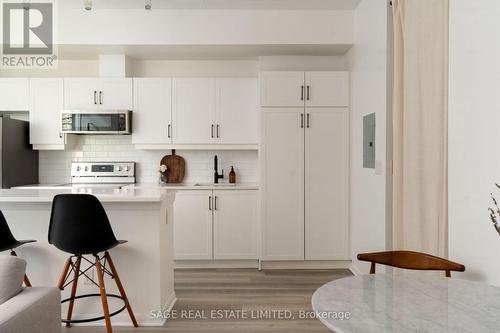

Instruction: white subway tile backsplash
[39,136,258,184]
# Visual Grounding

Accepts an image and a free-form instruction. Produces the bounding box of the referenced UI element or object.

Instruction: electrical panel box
[363,113,375,169]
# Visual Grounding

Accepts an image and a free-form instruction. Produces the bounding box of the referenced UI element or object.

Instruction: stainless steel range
[71,162,135,185]
[13,162,136,191]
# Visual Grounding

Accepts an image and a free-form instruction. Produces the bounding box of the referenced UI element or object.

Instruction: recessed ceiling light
[84,0,92,11]
[145,0,152,10]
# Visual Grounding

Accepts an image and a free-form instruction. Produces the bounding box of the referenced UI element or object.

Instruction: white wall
[449,0,500,285]
[346,0,388,275]
[58,9,353,46]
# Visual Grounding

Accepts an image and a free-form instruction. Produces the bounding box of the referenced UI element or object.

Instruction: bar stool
[0,210,36,287]
[49,194,138,333]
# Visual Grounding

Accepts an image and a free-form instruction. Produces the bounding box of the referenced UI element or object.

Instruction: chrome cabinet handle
[306,86,310,100]
[214,196,218,210]
[211,124,214,138]
[306,113,310,128]
[209,196,212,211]
[300,114,304,128]
[93,91,97,104]
[301,85,304,101]
[168,124,171,138]
[216,124,220,138]
[99,91,103,104]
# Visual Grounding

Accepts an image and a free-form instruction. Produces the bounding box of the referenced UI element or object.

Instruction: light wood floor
[62,268,352,333]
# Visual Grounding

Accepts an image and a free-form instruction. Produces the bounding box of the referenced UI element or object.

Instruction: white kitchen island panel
[0,188,176,327]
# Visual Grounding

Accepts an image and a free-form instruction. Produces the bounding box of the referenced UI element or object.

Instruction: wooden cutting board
[160,150,185,183]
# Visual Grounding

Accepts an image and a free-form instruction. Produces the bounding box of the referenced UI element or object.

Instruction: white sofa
[0,256,61,333]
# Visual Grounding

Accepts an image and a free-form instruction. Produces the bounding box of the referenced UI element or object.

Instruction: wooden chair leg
[66,256,82,327]
[105,251,139,327]
[57,257,72,290]
[95,255,113,333]
[11,250,33,287]
[369,262,376,274]
[23,274,32,287]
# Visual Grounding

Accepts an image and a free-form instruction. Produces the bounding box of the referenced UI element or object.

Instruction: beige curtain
[392,0,449,258]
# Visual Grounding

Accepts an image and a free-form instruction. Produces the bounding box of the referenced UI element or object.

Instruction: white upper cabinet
[64,78,100,110]
[0,79,30,111]
[100,78,133,109]
[216,78,258,144]
[305,72,349,107]
[260,71,349,107]
[29,79,65,149]
[172,78,216,144]
[64,78,133,110]
[213,190,259,260]
[132,78,172,144]
[260,72,305,107]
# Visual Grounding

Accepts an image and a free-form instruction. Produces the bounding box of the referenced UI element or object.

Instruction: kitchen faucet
[214,155,224,184]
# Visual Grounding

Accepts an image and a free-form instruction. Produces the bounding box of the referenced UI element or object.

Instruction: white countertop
[0,187,174,203]
[312,274,500,333]
[128,182,259,190]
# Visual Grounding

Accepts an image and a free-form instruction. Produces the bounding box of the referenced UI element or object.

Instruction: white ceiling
[60,0,361,10]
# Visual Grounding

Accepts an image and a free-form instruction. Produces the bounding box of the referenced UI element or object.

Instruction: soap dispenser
[229,166,236,184]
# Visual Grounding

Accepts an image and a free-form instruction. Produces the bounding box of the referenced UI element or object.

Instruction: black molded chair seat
[49,194,127,255]
[0,239,36,252]
[0,210,36,287]
[0,210,37,252]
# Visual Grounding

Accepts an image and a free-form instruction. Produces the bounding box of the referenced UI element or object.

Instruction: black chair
[49,194,138,332]
[0,210,36,286]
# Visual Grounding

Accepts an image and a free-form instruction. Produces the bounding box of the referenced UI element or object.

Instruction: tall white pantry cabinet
[260,71,350,261]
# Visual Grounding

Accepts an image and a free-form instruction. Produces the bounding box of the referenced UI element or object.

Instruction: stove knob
[124,166,130,172]
[117,166,122,172]
[84,166,89,172]
[76,166,81,171]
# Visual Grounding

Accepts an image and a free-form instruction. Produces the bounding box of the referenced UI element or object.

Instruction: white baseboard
[175,260,259,269]
[349,262,364,276]
[260,260,351,270]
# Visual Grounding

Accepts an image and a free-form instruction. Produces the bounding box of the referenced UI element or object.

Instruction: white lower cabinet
[261,107,349,261]
[213,190,258,259]
[173,190,213,260]
[174,189,258,260]
[305,108,349,260]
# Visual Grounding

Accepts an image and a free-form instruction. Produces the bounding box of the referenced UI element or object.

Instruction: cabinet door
[260,72,305,107]
[0,79,29,111]
[172,78,215,144]
[132,78,172,144]
[29,79,65,148]
[64,78,100,110]
[305,108,349,260]
[100,78,133,109]
[213,190,258,259]
[261,108,305,260]
[305,72,349,107]
[216,78,258,144]
[174,190,213,260]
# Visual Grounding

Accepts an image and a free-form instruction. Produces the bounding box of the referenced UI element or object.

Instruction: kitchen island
[0,187,176,326]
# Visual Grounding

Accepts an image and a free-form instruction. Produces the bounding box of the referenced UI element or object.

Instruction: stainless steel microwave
[61,110,132,134]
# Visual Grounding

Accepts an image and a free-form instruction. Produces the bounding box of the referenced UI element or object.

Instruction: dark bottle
[229,166,236,184]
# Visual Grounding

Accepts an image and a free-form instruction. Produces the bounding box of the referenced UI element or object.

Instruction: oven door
[61,110,131,134]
